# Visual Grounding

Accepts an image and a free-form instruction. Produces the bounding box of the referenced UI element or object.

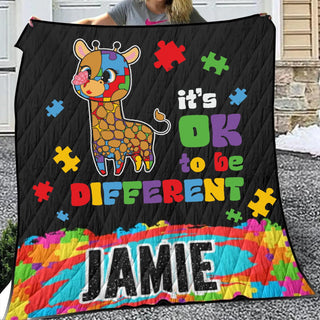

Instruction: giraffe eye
[102,69,117,83]
[80,66,91,78]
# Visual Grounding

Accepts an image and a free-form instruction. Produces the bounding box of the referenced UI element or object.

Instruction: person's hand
[29,16,40,27]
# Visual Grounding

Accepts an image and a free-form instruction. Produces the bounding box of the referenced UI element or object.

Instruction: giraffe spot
[126,121,134,128]
[120,144,127,153]
[110,148,115,153]
[115,121,126,130]
[97,106,107,118]
[92,114,98,127]
[132,125,139,133]
[112,89,127,101]
[114,150,121,161]
[141,141,148,150]
[98,148,102,152]
[114,130,124,140]
[144,150,150,156]
[128,143,132,147]
[92,128,101,141]
[118,160,122,165]
[107,112,115,125]
[131,138,140,147]
[115,106,122,119]
[109,139,121,148]
[142,125,152,134]
[137,131,146,140]
[97,139,105,146]
[100,120,109,130]
[101,131,114,140]
[125,128,135,139]
[105,102,114,111]
[91,101,99,113]
[148,134,153,144]
[109,125,115,130]
[106,151,110,155]
[134,147,139,152]
[124,138,129,143]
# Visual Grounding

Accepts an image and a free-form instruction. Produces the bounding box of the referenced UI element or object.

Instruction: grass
[0,220,17,292]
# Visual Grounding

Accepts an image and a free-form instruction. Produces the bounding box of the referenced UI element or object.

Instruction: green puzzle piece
[60,228,89,244]
[190,290,223,301]
[263,218,282,231]
[201,51,230,75]
[270,260,300,281]
[14,261,36,285]
[119,76,130,90]
[97,68,103,77]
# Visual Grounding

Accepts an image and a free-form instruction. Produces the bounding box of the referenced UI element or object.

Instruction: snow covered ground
[276,125,320,157]
[0,282,11,319]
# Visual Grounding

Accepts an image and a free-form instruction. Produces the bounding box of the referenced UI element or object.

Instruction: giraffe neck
[89,100,123,122]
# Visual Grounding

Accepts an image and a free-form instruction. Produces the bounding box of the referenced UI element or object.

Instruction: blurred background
[0,0,319,135]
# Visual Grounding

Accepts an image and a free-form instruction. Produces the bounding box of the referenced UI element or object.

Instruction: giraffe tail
[152,108,171,136]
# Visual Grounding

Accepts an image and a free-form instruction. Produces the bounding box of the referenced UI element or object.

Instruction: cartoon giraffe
[72,39,171,176]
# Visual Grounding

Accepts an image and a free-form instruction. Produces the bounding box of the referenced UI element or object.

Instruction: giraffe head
[72,39,140,102]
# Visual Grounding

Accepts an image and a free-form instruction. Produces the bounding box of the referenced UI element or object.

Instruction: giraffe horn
[113,41,121,52]
[92,40,100,51]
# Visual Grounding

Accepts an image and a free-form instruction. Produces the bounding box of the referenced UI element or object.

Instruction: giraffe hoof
[100,170,106,175]
[115,167,123,175]
[115,162,125,175]
[135,155,142,171]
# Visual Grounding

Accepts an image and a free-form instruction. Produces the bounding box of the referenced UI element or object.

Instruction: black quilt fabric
[6,15,315,320]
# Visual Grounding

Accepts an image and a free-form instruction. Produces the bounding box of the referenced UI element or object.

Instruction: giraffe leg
[133,155,143,172]
[129,152,143,172]
[114,154,126,176]
[143,148,155,172]
[93,151,108,176]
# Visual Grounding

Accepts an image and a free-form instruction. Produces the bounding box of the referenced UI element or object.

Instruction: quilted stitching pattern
[6,15,315,320]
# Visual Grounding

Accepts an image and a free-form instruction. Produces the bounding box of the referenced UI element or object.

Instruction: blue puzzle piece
[57,210,69,222]
[101,52,128,76]
[116,223,147,239]
[251,281,286,298]
[229,88,247,106]
[46,99,64,117]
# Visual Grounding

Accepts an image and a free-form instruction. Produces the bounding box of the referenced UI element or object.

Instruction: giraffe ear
[74,39,91,60]
[122,46,141,65]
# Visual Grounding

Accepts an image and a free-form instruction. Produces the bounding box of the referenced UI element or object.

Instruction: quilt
[5,14,315,319]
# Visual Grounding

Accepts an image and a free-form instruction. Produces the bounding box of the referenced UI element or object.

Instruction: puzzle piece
[225,209,243,223]
[57,210,69,222]
[154,40,186,72]
[270,260,300,281]
[263,218,282,231]
[248,188,277,218]
[251,281,286,299]
[229,88,247,106]
[201,52,229,75]
[53,146,80,173]
[119,75,130,90]
[46,99,64,118]
[32,181,53,202]
[60,229,89,244]
[280,277,311,297]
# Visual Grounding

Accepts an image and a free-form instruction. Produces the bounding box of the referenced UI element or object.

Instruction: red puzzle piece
[32,181,53,202]
[154,40,186,72]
